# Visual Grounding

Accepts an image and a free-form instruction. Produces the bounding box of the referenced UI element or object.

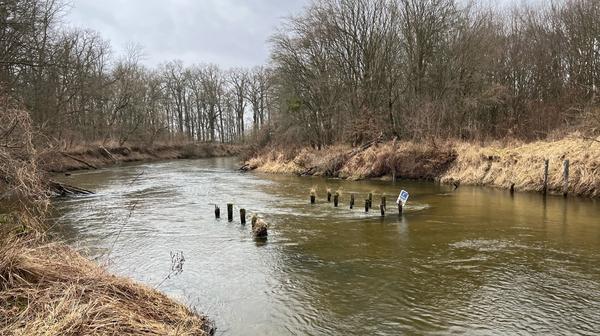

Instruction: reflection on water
[53,158,600,335]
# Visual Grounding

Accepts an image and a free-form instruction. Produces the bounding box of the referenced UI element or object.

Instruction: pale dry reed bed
[245,136,600,197]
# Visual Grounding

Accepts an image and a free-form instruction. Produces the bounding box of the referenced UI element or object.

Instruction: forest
[1,0,599,148]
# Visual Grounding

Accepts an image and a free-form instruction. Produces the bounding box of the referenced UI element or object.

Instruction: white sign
[396,190,409,206]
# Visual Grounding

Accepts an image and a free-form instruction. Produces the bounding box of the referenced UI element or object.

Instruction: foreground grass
[245,135,600,197]
[0,235,213,336]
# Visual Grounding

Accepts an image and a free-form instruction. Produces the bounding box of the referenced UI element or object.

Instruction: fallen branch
[100,146,118,162]
[349,133,383,155]
[297,166,317,176]
[48,180,94,196]
[239,163,251,172]
[60,152,97,169]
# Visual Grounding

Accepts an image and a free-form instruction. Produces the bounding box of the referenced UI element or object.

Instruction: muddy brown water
[52,157,600,335]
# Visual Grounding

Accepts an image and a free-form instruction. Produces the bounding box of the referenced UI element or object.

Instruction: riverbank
[244,135,600,198]
[1,114,216,334]
[0,234,214,335]
[40,142,242,173]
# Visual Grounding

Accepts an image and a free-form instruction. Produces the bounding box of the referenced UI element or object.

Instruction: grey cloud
[67,0,308,68]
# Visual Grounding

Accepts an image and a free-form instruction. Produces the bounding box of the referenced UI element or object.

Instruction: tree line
[0,0,272,147]
[269,0,600,147]
[2,0,599,149]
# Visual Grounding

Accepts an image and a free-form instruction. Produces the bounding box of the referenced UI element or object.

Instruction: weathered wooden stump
[368,193,373,209]
[365,199,369,213]
[227,203,233,222]
[240,208,246,225]
[251,215,268,238]
[350,194,355,209]
[327,190,332,203]
[310,193,316,204]
[334,192,339,207]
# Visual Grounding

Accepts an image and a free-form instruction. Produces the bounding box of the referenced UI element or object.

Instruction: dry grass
[441,135,600,197]
[0,95,48,232]
[1,95,213,335]
[0,238,213,336]
[245,135,600,197]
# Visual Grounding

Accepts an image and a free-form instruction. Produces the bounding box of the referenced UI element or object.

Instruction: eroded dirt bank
[40,143,242,173]
[244,136,600,198]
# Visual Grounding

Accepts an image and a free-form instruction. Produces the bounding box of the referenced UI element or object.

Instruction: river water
[53,157,600,335]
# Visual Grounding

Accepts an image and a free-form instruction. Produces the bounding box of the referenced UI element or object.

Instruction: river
[53,157,600,335]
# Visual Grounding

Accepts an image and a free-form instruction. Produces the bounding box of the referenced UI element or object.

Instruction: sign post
[396,190,409,215]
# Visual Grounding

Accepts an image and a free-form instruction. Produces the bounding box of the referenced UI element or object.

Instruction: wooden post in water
[333,192,339,207]
[327,190,332,203]
[510,183,515,196]
[543,159,549,196]
[240,208,246,225]
[227,203,233,222]
[563,159,569,197]
[380,196,386,217]
[310,193,316,204]
[350,194,355,209]
[214,205,220,219]
[398,202,403,215]
[365,199,369,213]
[368,193,373,209]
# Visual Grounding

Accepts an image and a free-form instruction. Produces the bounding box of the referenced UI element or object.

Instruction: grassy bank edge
[244,136,600,198]
[0,232,215,335]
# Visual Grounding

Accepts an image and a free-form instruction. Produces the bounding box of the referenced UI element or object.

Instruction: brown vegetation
[0,238,213,336]
[245,135,600,198]
[39,142,242,173]
[269,0,599,146]
[1,98,213,334]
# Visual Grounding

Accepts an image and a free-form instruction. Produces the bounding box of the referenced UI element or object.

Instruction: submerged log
[48,180,94,197]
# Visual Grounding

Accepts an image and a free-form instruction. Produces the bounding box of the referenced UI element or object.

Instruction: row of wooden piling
[214,204,266,238]
[312,191,403,216]
[542,159,570,197]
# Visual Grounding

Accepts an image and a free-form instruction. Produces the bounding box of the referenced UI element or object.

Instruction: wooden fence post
[563,159,569,197]
[240,208,246,225]
[333,192,339,207]
[350,194,355,209]
[380,196,386,217]
[365,199,369,213]
[227,203,233,222]
[543,159,549,196]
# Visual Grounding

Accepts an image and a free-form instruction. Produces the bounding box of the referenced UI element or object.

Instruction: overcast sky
[66,0,309,68]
